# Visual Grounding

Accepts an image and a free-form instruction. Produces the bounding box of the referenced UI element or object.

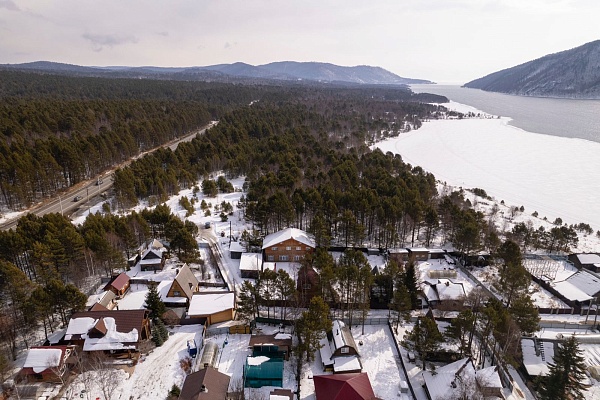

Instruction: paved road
[0,121,218,231]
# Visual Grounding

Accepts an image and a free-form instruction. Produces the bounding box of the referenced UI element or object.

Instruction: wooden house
[297,265,320,304]
[569,253,600,273]
[20,346,76,383]
[249,333,293,360]
[64,310,151,357]
[407,247,429,262]
[139,248,166,272]
[319,320,362,373]
[103,272,131,297]
[166,264,199,301]
[188,292,235,325]
[179,367,230,400]
[262,228,315,263]
[388,248,409,264]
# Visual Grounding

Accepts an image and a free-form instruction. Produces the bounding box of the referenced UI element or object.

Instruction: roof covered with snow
[83,317,139,351]
[331,320,358,353]
[188,292,235,316]
[422,358,476,399]
[23,347,64,373]
[565,270,600,296]
[576,253,600,265]
[262,228,315,249]
[239,253,263,271]
[521,338,554,376]
[553,281,594,302]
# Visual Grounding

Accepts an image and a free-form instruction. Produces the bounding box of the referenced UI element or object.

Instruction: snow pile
[83,317,139,351]
[247,356,270,366]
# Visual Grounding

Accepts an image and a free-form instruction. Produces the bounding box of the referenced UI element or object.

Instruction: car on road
[73,195,82,202]
[96,178,103,185]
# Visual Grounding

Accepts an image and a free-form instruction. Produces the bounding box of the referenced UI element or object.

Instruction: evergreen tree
[445,309,475,357]
[390,281,411,329]
[403,316,443,369]
[296,296,332,361]
[404,260,419,309]
[152,320,167,347]
[236,281,258,324]
[539,336,587,400]
[145,282,166,322]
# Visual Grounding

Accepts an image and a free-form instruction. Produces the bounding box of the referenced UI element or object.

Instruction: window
[286,246,291,251]
[279,255,289,261]
[341,347,349,354]
[303,284,311,290]
[306,247,311,251]
[268,255,274,261]
[272,247,278,251]
[173,290,181,297]
[296,246,301,251]
[294,255,301,261]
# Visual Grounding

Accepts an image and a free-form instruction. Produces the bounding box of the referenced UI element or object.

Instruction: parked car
[73,195,82,202]
[204,222,211,229]
[96,178,103,185]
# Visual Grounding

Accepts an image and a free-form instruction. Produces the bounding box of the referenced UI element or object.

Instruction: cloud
[0,0,19,11]
[82,33,138,52]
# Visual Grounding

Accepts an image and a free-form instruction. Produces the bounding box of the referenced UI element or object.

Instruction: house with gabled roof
[88,290,117,311]
[140,248,166,272]
[166,264,199,301]
[103,272,131,297]
[188,292,235,325]
[179,366,230,400]
[422,357,503,400]
[64,309,150,357]
[262,228,315,263]
[319,320,362,374]
[313,373,378,400]
[19,345,76,383]
[569,253,600,273]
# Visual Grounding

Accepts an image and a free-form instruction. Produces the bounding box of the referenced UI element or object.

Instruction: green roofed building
[244,355,284,388]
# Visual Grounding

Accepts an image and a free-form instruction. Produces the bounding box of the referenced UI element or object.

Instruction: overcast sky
[1,0,598,83]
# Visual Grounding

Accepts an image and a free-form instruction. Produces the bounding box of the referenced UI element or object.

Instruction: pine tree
[152,320,165,347]
[403,316,443,369]
[237,280,258,324]
[445,309,475,357]
[296,296,332,361]
[404,260,419,309]
[145,282,166,322]
[539,336,587,400]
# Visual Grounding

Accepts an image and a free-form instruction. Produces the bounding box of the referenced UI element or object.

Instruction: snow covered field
[374,101,600,235]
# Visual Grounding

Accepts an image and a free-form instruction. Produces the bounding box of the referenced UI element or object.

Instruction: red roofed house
[20,345,76,383]
[103,272,131,298]
[313,373,379,400]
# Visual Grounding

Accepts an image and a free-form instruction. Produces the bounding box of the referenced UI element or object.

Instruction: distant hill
[0,60,433,86]
[464,40,600,98]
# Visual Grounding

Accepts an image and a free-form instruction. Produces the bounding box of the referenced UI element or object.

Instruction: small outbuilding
[188,292,235,325]
[313,373,377,400]
[178,367,230,400]
[103,272,131,297]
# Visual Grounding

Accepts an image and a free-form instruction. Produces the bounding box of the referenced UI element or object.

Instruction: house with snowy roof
[19,345,76,383]
[187,292,235,325]
[64,309,151,357]
[551,269,600,307]
[103,272,131,297]
[262,228,315,263]
[139,248,166,272]
[521,337,555,378]
[239,252,263,279]
[569,253,600,273]
[422,357,503,400]
[319,320,362,374]
[313,373,378,400]
[421,278,466,308]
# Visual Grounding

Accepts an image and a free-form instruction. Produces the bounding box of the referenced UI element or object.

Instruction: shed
[244,356,284,388]
[239,253,263,279]
[229,241,244,260]
[407,247,429,261]
[103,272,131,297]
[179,367,230,400]
[188,292,235,325]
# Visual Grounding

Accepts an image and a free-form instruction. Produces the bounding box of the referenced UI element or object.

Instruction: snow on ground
[374,101,600,248]
[299,324,409,400]
[354,325,410,399]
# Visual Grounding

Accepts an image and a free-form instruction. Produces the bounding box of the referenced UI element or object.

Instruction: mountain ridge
[1,60,433,86]
[464,40,600,98]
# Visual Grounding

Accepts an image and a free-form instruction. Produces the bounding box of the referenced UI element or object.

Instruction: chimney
[200,384,207,393]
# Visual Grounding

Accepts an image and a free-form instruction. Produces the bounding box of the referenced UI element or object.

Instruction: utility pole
[58,195,63,215]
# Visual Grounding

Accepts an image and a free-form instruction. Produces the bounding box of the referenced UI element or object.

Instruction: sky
[1,0,599,83]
